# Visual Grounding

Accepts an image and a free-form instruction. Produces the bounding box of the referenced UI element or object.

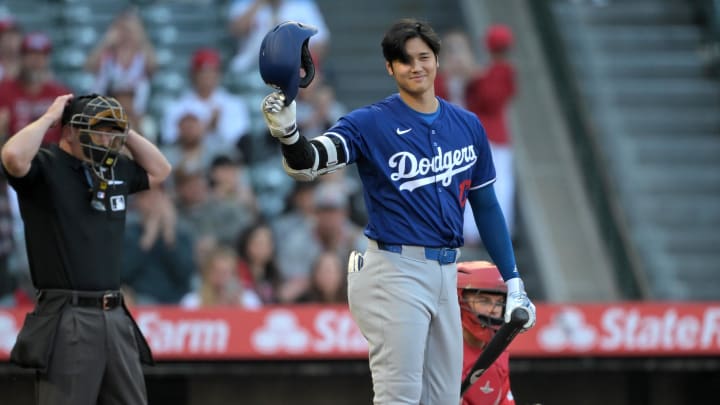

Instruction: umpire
[1,93,171,404]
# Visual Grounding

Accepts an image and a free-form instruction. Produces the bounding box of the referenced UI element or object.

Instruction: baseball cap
[21,32,52,54]
[0,16,18,33]
[191,48,221,72]
[313,182,348,210]
[485,24,513,53]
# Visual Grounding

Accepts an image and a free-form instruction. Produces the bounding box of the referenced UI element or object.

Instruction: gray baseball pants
[348,239,462,404]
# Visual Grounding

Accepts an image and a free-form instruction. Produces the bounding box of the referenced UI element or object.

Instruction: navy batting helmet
[259,21,318,106]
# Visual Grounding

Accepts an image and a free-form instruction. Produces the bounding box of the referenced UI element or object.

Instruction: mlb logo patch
[109,195,125,212]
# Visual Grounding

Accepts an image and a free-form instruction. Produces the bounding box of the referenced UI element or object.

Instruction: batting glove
[348,250,364,273]
[505,277,536,331]
[261,92,299,145]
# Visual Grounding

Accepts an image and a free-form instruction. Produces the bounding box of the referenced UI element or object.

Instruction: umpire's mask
[259,20,318,106]
[62,94,129,181]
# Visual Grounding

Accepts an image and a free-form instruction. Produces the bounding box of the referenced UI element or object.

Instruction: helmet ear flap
[298,39,316,89]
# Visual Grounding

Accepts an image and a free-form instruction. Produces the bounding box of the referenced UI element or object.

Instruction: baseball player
[259,18,536,404]
[458,261,516,405]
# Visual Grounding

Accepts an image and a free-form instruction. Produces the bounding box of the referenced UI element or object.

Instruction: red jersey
[461,344,515,405]
[465,61,516,146]
[434,72,451,102]
[0,78,70,144]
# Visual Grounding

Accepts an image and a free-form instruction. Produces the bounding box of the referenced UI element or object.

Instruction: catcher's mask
[259,20,318,105]
[62,94,128,180]
[457,261,507,345]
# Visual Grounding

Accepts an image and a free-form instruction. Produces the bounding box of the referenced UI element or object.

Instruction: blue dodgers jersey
[325,94,495,248]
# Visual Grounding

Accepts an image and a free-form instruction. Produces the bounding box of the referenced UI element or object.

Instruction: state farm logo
[537,306,720,353]
[136,311,229,353]
[252,309,368,354]
[538,307,597,351]
[0,313,18,353]
[252,310,310,353]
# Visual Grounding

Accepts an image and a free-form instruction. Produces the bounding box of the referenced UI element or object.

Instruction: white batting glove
[505,277,536,331]
[261,92,299,145]
[348,250,364,273]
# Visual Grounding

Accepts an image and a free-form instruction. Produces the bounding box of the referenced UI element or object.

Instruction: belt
[39,289,124,311]
[374,241,459,265]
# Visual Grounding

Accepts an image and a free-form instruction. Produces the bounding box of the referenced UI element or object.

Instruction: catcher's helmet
[62,94,128,180]
[457,261,507,345]
[259,20,318,105]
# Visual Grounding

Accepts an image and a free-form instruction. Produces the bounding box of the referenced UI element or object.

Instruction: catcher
[458,261,516,405]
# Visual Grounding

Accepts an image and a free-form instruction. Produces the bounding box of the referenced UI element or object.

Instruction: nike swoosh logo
[396,128,412,135]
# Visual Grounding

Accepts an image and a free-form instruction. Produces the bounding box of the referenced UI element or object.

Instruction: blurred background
[0,0,719,404]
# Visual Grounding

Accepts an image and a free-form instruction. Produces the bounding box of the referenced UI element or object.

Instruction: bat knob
[509,307,530,326]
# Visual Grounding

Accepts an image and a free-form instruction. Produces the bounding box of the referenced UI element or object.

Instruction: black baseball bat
[460,307,530,397]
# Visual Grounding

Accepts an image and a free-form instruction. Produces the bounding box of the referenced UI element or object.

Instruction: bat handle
[508,306,530,327]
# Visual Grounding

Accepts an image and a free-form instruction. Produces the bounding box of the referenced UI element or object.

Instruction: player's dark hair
[381,18,441,64]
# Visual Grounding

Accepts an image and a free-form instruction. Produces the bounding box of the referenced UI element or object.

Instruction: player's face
[386,37,438,97]
[464,292,505,318]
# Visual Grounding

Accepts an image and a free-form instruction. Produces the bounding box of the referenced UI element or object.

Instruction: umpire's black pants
[37,297,148,405]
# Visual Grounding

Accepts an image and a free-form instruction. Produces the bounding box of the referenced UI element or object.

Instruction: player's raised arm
[258,21,346,181]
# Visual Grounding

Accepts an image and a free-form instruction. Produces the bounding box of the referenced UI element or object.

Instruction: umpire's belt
[38,289,123,311]
[371,240,459,265]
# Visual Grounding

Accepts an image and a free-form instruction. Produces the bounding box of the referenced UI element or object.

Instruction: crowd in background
[0,0,516,310]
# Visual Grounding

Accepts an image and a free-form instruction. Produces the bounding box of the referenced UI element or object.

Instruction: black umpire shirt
[3,144,149,291]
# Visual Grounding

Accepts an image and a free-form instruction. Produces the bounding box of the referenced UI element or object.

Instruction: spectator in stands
[161,48,251,150]
[465,24,518,238]
[227,0,330,80]
[297,251,347,304]
[235,220,282,304]
[108,81,158,144]
[173,162,254,248]
[435,29,478,107]
[84,8,156,116]
[435,30,481,245]
[0,16,17,294]
[0,32,70,145]
[271,180,316,242]
[181,245,262,309]
[0,16,22,81]
[296,76,347,138]
[435,26,519,242]
[275,180,366,303]
[0,32,70,290]
[122,188,196,305]
[161,101,228,176]
[208,155,258,217]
